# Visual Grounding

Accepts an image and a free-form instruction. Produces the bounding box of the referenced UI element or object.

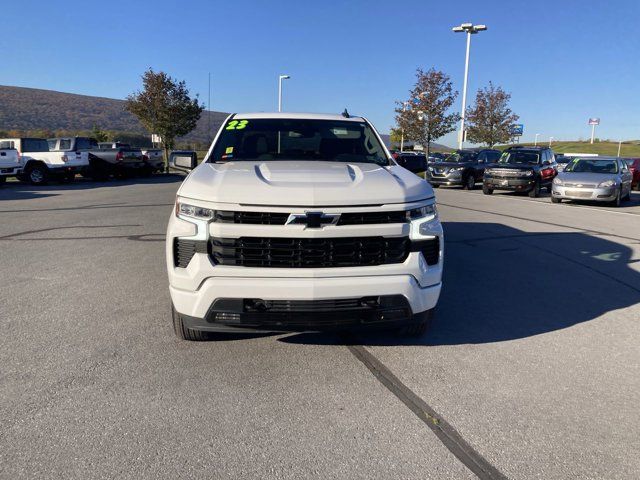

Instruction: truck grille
[488,169,530,177]
[212,210,408,225]
[210,236,410,268]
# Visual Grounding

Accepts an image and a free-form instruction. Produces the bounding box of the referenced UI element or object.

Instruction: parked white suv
[166,113,443,340]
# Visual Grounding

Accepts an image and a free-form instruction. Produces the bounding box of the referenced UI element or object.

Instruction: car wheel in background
[172,304,209,341]
[464,175,475,190]
[60,172,75,183]
[401,309,434,337]
[528,181,541,198]
[551,196,561,203]
[482,184,493,195]
[27,164,48,186]
[612,188,622,207]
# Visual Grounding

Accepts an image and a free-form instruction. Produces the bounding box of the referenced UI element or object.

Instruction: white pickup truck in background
[48,137,146,180]
[141,148,164,173]
[0,137,89,185]
[0,144,21,185]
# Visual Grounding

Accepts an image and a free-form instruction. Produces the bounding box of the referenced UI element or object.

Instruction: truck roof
[232,112,366,122]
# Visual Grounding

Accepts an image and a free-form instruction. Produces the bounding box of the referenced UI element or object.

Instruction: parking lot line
[460,190,640,217]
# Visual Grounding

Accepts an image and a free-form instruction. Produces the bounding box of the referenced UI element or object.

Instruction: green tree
[125,69,204,172]
[91,124,109,142]
[395,68,459,157]
[465,82,519,147]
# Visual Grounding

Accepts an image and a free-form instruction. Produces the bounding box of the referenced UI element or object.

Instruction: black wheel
[611,188,622,207]
[464,174,475,190]
[551,196,561,204]
[482,184,493,195]
[172,304,209,341]
[623,186,631,201]
[401,309,434,337]
[528,181,541,198]
[26,164,48,185]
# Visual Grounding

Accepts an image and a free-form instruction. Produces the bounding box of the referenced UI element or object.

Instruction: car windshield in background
[444,152,476,163]
[565,159,619,174]
[208,119,389,166]
[498,151,540,165]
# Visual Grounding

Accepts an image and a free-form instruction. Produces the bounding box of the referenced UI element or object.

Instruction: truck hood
[178,161,433,206]
[487,163,536,171]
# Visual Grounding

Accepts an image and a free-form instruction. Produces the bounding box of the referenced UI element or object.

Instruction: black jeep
[483,146,558,198]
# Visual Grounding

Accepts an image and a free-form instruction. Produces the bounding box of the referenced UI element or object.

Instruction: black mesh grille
[212,210,407,225]
[210,236,410,268]
[214,210,289,225]
[337,211,407,225]
[173,239,208,268]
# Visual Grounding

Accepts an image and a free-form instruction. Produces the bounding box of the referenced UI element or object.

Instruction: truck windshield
[208,118,389,166]
[498,151,540,165]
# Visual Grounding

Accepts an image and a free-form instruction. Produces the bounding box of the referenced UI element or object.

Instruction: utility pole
[208,72,211,140]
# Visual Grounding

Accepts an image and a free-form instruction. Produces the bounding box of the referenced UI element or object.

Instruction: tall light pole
[400,101,409,152]
[549,136,554,147]
[534,133,540,146]
[278,74,290,112]
[452,22,487,149]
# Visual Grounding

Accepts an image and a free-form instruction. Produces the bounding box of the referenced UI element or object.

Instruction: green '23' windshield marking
[225,120,249,130]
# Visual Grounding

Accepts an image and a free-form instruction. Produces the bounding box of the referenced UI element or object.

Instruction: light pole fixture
[278,75,290,112]
[452,22,487,149]
[535,133,540,146]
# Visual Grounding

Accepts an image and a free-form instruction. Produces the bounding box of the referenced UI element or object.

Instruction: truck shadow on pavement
[281,221,640,346]
[0,174,184,201]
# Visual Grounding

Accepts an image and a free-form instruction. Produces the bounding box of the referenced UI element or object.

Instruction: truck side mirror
[170,151,198,170]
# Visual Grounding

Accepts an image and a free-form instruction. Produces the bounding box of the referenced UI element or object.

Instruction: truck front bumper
[484,177,535,192]
[171,277,441,333]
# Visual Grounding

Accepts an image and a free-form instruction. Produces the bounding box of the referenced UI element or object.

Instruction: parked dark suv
[426,148,501,189]
[483,146,558,198]
[395,152,427,173]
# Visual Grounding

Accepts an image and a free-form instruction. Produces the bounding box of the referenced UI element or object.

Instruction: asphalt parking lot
[1,178,639,479]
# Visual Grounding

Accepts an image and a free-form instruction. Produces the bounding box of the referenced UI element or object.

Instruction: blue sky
[1,0,639,146]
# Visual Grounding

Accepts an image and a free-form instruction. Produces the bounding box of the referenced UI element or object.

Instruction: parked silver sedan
[551,157,633,207]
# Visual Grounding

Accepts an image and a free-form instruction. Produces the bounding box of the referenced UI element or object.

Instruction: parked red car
[623,158,640,190]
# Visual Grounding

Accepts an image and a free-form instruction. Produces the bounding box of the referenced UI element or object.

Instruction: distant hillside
[0,85,228,144]
[494,140,640,157]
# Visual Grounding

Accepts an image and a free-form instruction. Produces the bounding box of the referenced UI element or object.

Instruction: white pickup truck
[0,137,89,185]
[166,112,444,340]
[141,149,164,173]
[0,145,21,185]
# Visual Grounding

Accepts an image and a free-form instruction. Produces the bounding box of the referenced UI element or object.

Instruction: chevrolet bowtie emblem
[286,212,341,228]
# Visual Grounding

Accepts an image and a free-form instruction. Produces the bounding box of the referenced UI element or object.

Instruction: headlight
[553,177,563,185]
[450,166,464,171]
[176,200,214,220]
[598,179,615,188]
[428,167,434,171]
[523,170,534,176]
[407,204,438,221]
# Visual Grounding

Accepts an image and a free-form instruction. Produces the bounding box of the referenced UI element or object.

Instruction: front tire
[172,304,209,341]
[27,164,48,186]
[528,181,541,198]
[401,309,434,337]
[482,184,493,195]
[611,188,622,207]
[551,196,561,203]
[464,174,475,190]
